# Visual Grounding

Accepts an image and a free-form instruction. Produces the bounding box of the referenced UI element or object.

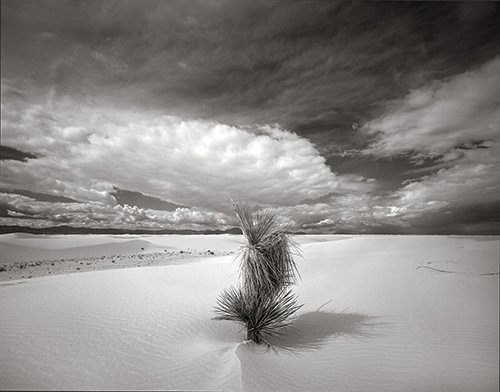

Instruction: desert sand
[0,234,498,391]
[0,233,239,281]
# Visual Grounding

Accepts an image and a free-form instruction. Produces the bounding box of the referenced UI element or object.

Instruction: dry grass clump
[214,201,302,345]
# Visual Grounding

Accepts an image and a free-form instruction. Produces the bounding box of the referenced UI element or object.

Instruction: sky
[1,0,499,234]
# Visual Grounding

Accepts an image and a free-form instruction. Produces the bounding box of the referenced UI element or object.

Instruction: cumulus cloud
[260,192,389,233]
[0,192,232,231]
[1,94,339,215]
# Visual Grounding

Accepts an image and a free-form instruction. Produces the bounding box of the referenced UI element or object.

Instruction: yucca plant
[214,201,303,345]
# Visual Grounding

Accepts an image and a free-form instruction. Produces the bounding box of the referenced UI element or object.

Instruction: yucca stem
[247,328,262,344]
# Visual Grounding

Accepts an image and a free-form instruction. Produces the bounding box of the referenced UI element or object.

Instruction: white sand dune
[0,234,238,280]
[0,233,239,264]
[0,235,498,391]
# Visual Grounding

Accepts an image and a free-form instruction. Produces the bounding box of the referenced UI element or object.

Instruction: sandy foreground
[0,234,498,391]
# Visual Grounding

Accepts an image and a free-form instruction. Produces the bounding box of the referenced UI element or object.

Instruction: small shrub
[214,201,302,345]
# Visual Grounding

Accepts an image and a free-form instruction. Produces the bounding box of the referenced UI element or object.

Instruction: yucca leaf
[214,286,303,344]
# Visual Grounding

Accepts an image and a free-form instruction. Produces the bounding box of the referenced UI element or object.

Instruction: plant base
[246,328,263,344]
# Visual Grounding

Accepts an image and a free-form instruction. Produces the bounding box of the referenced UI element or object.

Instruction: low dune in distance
[0,234,239,280]
[0,234,498,391]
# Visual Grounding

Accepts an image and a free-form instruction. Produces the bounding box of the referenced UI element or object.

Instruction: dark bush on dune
[214,201,302,345]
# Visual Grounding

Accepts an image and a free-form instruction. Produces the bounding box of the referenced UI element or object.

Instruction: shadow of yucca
[265,310,382,353]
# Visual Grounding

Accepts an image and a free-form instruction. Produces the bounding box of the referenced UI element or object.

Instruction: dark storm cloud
[144,1,500,152]
[326,154,440,193]
[0,188,78,203]
[4,1,499,151]
[404,201,500,235]
[0,146,38,162]
[111,188,185,211]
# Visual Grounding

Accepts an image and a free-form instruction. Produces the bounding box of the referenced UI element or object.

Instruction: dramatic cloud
[0,192,232,231]
[3,1,500,148]
[359,56,500,221]
[1,1,499,234]
[1,96,340,213]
